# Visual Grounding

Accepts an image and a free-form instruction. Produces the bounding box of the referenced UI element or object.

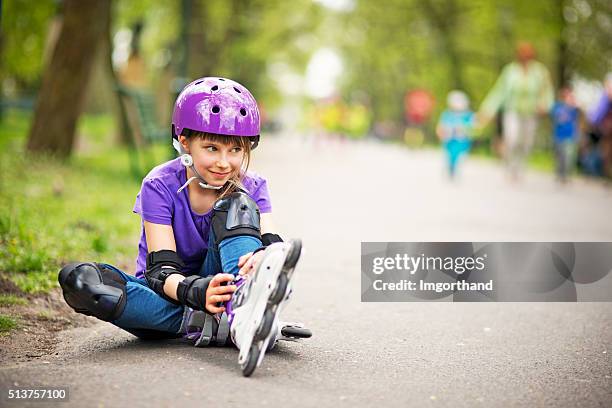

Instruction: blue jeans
[108,230,261,339]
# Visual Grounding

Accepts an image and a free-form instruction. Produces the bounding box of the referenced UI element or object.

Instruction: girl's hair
[446,90,469,112]
[182,129,255,199]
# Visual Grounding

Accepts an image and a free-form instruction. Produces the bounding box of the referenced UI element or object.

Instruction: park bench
[0,96,36,119]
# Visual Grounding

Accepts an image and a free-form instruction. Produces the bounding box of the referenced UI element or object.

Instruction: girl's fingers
[239,257,255,275]
[206,305,225,314]
[212,284,236,295]
[209,294,231,303]
[211,273,234,286]
[238,252,253,267]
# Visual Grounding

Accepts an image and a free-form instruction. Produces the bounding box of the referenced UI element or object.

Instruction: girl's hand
[205,273,236,314]
[238,250,265,276]
[475,112,490,130]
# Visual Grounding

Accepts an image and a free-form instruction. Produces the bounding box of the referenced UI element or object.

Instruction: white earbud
[180,154,193,167]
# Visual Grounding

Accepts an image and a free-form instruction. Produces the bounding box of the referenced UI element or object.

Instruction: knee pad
[211,191,261,245]
[58,262,127,322]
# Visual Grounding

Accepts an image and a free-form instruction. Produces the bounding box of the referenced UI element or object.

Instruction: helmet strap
[250,135,260,150]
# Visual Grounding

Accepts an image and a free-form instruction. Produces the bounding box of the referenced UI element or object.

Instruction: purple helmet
[172,77,260,142]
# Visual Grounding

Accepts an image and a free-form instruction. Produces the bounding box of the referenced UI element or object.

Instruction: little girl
[436,90,475,179]
[58,77,308,376]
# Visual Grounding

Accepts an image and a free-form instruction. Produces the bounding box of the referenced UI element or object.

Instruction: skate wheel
[242,344,260,377]
[269,273,288,304]
[283,239,302,270]
[281,326,312,339]
[255,308,275,340]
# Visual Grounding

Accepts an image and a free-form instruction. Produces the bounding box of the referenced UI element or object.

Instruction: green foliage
[114,0,180,71]
[2,0,609,121]
[0,111,142,294]
[184,0,322,107]
[0,295,27,306]
[338,0,612,123]
[0,314,18,333]
[92,235,109,254]
[0,0,57,90]
[1,0,322,111]
[561,0,612,79]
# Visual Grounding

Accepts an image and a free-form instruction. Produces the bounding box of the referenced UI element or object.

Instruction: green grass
[0,314,18,333]
[0,294,28,306]
[36,310,54,320]
[527,150,555,172]
[0,110,160,294]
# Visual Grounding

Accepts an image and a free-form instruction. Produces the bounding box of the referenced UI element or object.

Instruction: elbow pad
[145,250,185,305]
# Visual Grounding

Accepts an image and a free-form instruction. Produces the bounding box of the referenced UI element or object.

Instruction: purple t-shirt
[133,158,272,278]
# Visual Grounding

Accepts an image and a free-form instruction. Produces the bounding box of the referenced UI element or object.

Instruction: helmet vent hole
[240,108,247,116]
[211,85,219,91]
[194,81,203,85]
[212,106,221,114]
[234,87,242,93]
[218,78,225,81]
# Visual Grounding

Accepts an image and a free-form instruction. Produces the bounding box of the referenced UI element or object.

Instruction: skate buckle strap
[179,308,205,341]
[215,313,230,346]
[194,312,230,347]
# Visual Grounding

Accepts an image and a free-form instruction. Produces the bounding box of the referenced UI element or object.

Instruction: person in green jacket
[478,42,554,181]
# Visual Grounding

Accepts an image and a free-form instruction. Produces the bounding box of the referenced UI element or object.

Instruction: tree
[0,0,56,92]
[419,0,466,91]
[183,0,320,105]
[26,0,111,157]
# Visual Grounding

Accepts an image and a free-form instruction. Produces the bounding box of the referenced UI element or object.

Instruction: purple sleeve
[133,179,173,225]
[251,177,273,214]
[589,93,611,126]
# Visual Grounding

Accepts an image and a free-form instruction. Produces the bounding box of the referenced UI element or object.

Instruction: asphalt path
[2,136,611,407]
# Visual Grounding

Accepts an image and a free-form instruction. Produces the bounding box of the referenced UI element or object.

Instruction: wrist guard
[176,275,213,311]
[254,233,284,254]
[145,250,185,305]
[261,233,283,245]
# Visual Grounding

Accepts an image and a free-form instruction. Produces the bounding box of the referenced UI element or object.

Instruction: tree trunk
[26,0,111,157]
[557,0,569,87]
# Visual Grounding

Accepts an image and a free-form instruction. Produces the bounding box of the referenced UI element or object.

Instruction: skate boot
[227,239,302,377]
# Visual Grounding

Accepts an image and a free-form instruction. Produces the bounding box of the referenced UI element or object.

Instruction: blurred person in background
[118,22,147,89]
[436,90,475,179]
[403,89,436,147]
[317,95,346,144]
[550,86,580,183]
[588,72,612,178]
[478,42,554,182]
[344,98,372,141]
